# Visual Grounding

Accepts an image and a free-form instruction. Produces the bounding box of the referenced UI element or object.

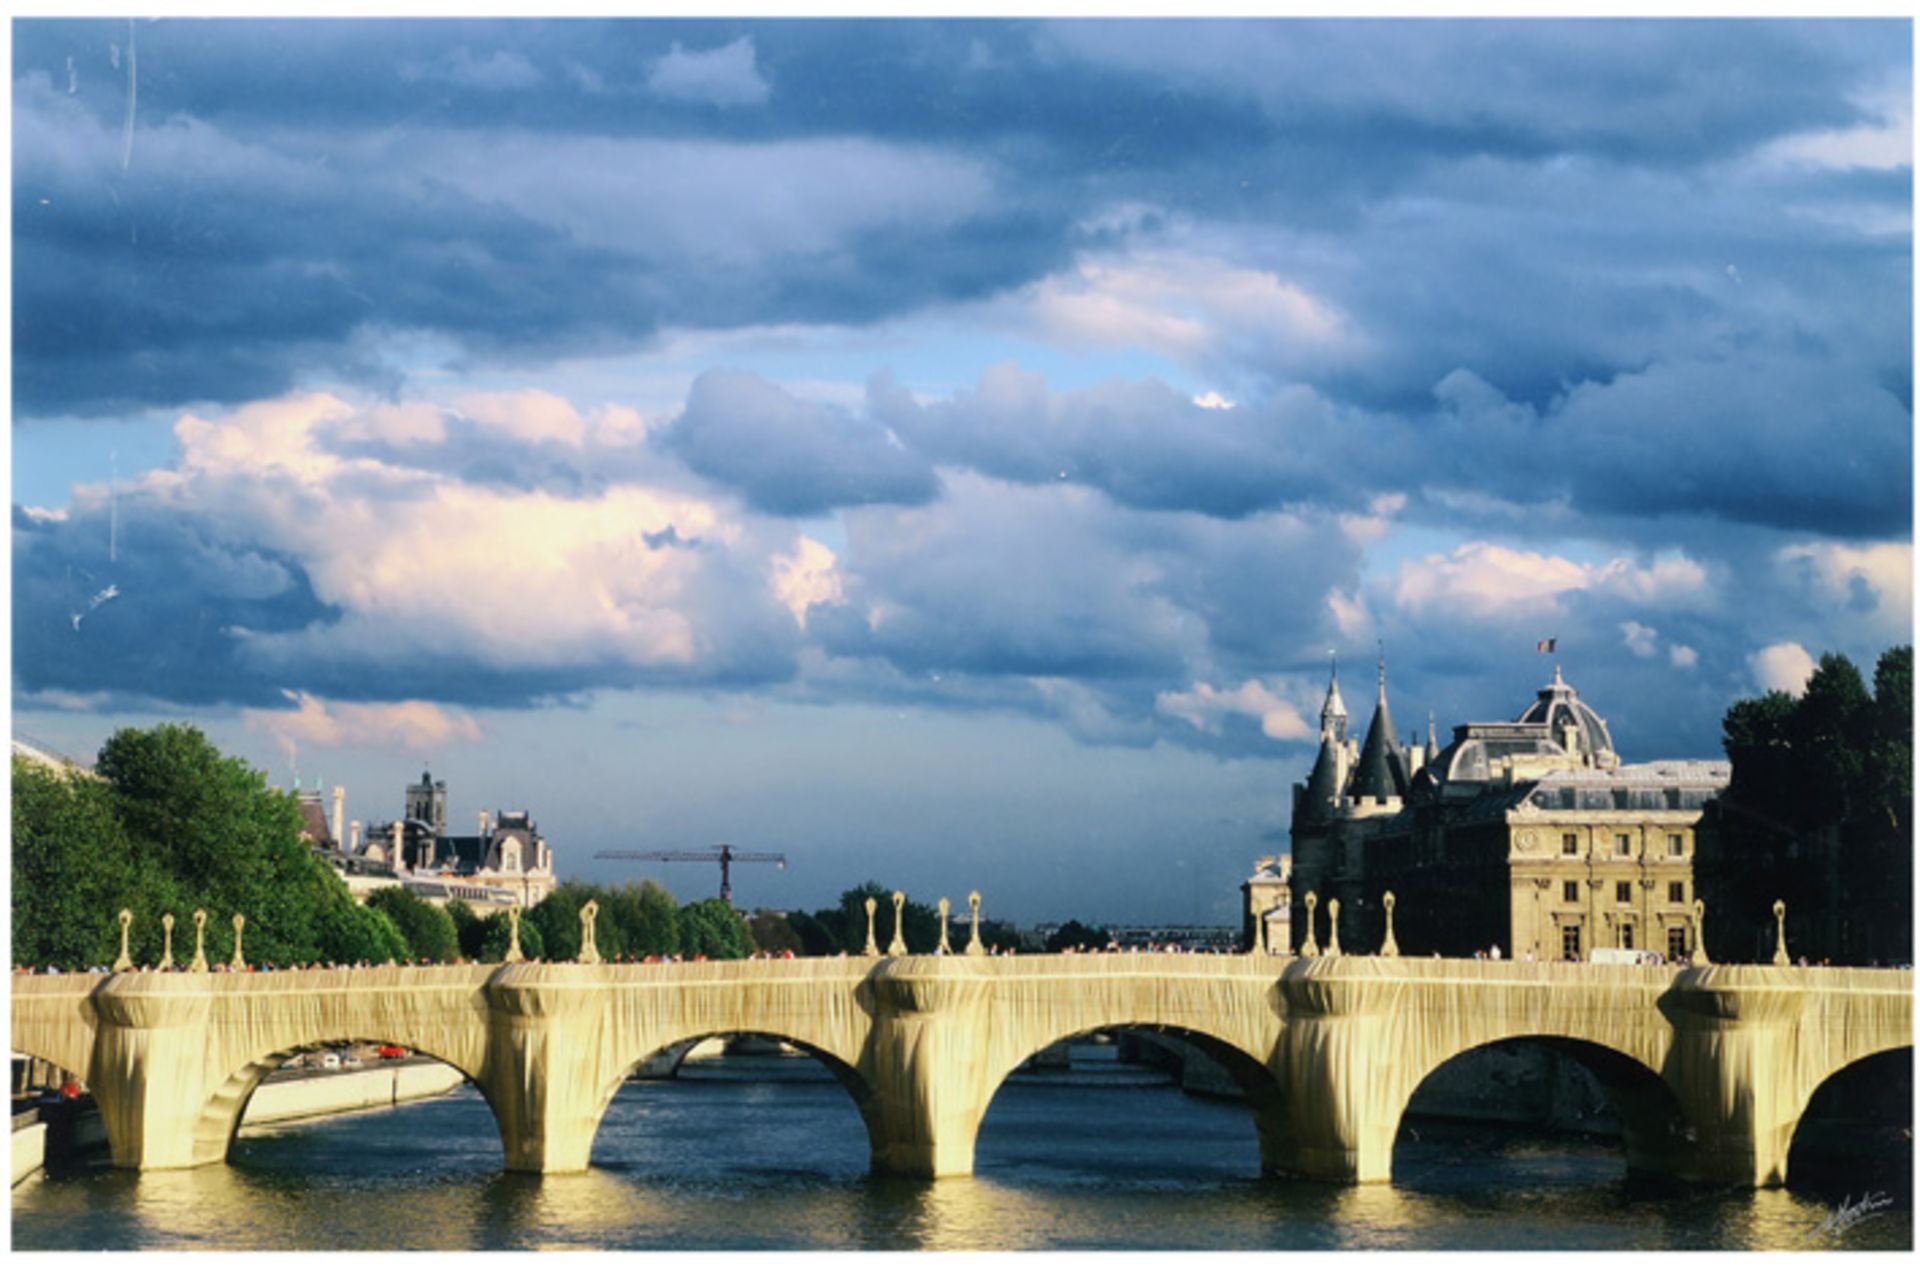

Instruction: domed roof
[1515,666,1615,764]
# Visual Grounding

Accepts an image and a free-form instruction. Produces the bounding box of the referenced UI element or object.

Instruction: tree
[747,912,804,954]
[782,908,839,956]
[473,911,544,963]
[601,879,681,958]
[818,882,941,954]
[445,897,484,959]
[11,757,153,969]
[677,898,752,959]
[527,879,626,962]
[92,723,341,967]
[317,901,410,965]
[366,887,460,963]
[1045,920,1111,952]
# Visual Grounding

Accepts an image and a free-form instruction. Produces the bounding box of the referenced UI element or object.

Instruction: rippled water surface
[12,1047,1911,1251]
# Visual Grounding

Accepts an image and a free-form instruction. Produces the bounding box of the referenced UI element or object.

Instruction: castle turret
[1346,657,1410,803]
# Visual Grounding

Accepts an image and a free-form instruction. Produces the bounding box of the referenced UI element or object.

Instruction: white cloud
[770,536,846,628]
[1393,542,1711,618]
[244,690,484,754]
[1621,620,1659,659]
[144,391,812,677]
[1757,81,1912,172]
[1393,542,1593,617]
[647,36,771,107]
[1326,588,1374,642]
[1155,678,1311,741]
[1015,249,1357,369]
[1669,644,1699,669]
[1776,539,1912,631]
[452,389,589,448]
[1750,641,1817,695]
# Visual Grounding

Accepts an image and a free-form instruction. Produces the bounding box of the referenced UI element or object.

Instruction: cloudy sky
[10,17,1912,925]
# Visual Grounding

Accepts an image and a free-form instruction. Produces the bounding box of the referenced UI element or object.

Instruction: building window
[1562,924,1582,961]
[1614,833,1632,857]
[1668,833,1684,858]
[1668,926,1688,959]
[1619,923,1635,950]
[1562,880,1580,903]
[1561,833,1579,855]
[1615,881,1632,904]
[1668,881,1685,904]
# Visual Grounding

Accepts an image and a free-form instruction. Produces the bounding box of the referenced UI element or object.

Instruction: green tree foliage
[11,759,147,969]
[1714,646,1913,963]
[1044,919,1111,951]
[365,887,461,963]
[677,898,752,959]
[600,879,681,958]
[814,882,942,954]
[782,908,839,956]
[444,897,484,959]
[473,911,544,962]
[747,912,804,955]
[527,879,626,961]
[88,723,364,967]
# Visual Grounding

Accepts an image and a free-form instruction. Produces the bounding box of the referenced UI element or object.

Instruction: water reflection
[13,1052,1911,1251]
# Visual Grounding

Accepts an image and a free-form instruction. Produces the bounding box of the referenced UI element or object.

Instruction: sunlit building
[1288,664,1725,960]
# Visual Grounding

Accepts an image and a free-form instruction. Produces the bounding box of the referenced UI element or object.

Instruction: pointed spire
[1320,647,1349,742]
[1347,646,1410,803]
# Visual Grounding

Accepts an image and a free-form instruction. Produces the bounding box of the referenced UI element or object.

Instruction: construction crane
[595,844,787,905]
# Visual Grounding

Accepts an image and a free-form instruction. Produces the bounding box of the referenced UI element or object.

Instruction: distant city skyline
[10,17,1912,924]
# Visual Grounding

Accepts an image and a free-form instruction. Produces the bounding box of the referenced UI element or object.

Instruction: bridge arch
[973,1021,1287,1174]
[1785,1045,1913,1193]
[191,1038,506,1168]
[1388,1034,1691,1181]
[584,1027,879,1169]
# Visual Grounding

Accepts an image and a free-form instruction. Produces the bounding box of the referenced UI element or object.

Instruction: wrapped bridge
[11,955,1909,1186]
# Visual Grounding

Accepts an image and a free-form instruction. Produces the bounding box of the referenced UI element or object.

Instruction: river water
[11,1045,1910,1251]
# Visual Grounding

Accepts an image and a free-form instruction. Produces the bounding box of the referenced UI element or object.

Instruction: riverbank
[12,1057,464,1185]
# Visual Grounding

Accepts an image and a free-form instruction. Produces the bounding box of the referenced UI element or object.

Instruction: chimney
[331,786,346,847]
[348,819,363,853]
[480,809,491,838]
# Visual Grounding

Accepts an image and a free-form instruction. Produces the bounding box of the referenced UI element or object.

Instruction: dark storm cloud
[11,500,338,705]
[14,17,1906,422]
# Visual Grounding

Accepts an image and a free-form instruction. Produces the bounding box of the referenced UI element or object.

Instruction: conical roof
[1347,665,1410,802]
[1298,735,1344,824]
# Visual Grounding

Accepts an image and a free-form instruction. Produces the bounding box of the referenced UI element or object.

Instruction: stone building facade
[1288,664,1725,960]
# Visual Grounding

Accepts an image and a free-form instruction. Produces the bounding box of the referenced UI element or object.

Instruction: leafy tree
[445,897,484,959]
[601,879,680,958]
[473,911,544,963]
[1044,920,1111,952]
[782,908,838,956]
[747,912,804,954]
[817,882,942,954]
[677,898,752,959]
[91,723,344,967]
[527,879,626,962]
[11,758,153,969]
[317,901,409,965]
[366,887,460,963]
